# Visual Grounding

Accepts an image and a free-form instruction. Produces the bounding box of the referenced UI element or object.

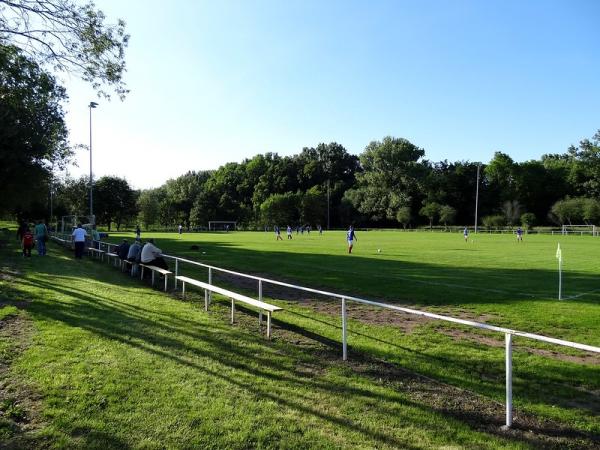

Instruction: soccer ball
[377,249,381,253]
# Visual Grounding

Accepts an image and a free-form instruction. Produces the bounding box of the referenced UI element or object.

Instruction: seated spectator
[117,239,130,260]
[140,238,169,270]
[126,238,142,276]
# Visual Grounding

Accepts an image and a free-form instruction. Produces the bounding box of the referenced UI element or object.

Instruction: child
[22,227,34,257]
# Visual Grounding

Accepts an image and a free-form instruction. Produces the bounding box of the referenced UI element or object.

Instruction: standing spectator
[140,239,169,270]
[34,219,48,256]
[178,224,183,235]
[16,220,27,242]
[135,225,141,240]
[22,227,34,257]
[72,223,87,259]
[91,224,100,249]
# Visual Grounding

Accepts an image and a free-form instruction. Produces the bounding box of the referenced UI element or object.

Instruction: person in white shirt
[140,239,169,270]
[71,224,87,259]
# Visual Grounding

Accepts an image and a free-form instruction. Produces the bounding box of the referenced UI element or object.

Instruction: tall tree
[94,176,136,230]
[0,0,129,98]
[347,136,427,221]
[0,44,70,214]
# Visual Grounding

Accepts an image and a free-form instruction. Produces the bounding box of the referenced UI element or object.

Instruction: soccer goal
[208,221,236,231]
[561,224,598,236]
[61,214,96,234]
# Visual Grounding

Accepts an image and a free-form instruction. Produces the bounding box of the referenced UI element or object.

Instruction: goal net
[60,215,96,235]
[561,224,598,236]
[208,221,236,231]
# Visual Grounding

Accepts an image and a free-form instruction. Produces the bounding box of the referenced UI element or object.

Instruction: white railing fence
[51,234,600,429]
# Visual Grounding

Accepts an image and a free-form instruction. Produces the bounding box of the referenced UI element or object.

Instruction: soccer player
[286,225,292,240]
[516,227,523,242]
[463,227,469,242]
[347,225,357,254]
[274,225,282,240]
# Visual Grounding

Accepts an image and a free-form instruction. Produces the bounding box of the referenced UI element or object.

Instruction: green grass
[103,230,600,432]
[0,228,598,448]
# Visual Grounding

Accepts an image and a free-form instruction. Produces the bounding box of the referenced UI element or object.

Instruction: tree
[481,215,505,229]
[0,44,70,214]
[300,187,326,226]
[502,200,521,227]
[164,171,210,229]
[260,193,300,226]
[94,176,136,230]
[439,205,457,230]
[520,212,536,230]
[137,188,162,228]
[0,0,129,99]
[582,198,600,224]
[550,198,584,225]
[395,206,411,229]
[419,202,440,229]
[347,136,427,221]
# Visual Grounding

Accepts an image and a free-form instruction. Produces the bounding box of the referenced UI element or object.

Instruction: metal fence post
[174,259,179,290]
[342,297,347,361]
[505,333,513,428]
[258,279,263,302]
[208,267,212,305]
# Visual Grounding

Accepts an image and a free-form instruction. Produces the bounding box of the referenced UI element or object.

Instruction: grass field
[1,227,599,448]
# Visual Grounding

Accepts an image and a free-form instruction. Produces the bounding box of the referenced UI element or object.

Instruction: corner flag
[556,243,562,262]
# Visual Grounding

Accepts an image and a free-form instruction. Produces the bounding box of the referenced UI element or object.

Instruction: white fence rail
[52,234,600,428]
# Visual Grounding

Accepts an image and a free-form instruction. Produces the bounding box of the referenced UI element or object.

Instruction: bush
[481,215,506,229]
[520,212,536,230]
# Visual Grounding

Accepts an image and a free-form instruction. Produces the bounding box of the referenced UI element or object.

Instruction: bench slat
[140,264,172,275]
[176,276,281,312]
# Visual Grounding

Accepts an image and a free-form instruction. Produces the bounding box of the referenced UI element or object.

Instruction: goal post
[561,224,597,236]
[60,214,96,235]
[208,221,236,231]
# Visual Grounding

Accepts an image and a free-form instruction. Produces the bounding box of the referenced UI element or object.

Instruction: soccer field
[110,229,600,346]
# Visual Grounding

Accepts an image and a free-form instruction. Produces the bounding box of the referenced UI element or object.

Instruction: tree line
[37,133,600,231]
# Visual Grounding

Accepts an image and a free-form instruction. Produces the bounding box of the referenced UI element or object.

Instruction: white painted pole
[231,298,235,324]
[182,282,186,299]
[208,267,213,305]
[204,289,208,311]
[505,333,513,428]
[342,297,348,361]
[267,311,272,339]
[558,259,562,300]
[258,279,263,302]
[174,259,179,290]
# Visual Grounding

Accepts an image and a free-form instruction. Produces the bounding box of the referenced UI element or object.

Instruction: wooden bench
[121,259,137,275]
[87,247,105,261]
[140,264,172,291]
[106,252,120,267]
[176,276,282,338]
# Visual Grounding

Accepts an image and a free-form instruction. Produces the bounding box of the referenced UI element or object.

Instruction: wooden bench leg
[204,289,208,311]
[259,311,263,330]
[151,270,155,286]
[140,266,144,280]
[182,282,186,299]
[267,311,272,339]
[164,275,168,292]
[231,298,235,324]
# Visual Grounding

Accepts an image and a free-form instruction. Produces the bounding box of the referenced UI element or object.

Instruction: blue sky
[63,0,600,189]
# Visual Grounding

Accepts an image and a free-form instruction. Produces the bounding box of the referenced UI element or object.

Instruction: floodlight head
[89,101,99,108]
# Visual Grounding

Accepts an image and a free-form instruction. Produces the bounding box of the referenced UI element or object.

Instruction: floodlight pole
[89,102,98,223]
[474,163,481,233]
